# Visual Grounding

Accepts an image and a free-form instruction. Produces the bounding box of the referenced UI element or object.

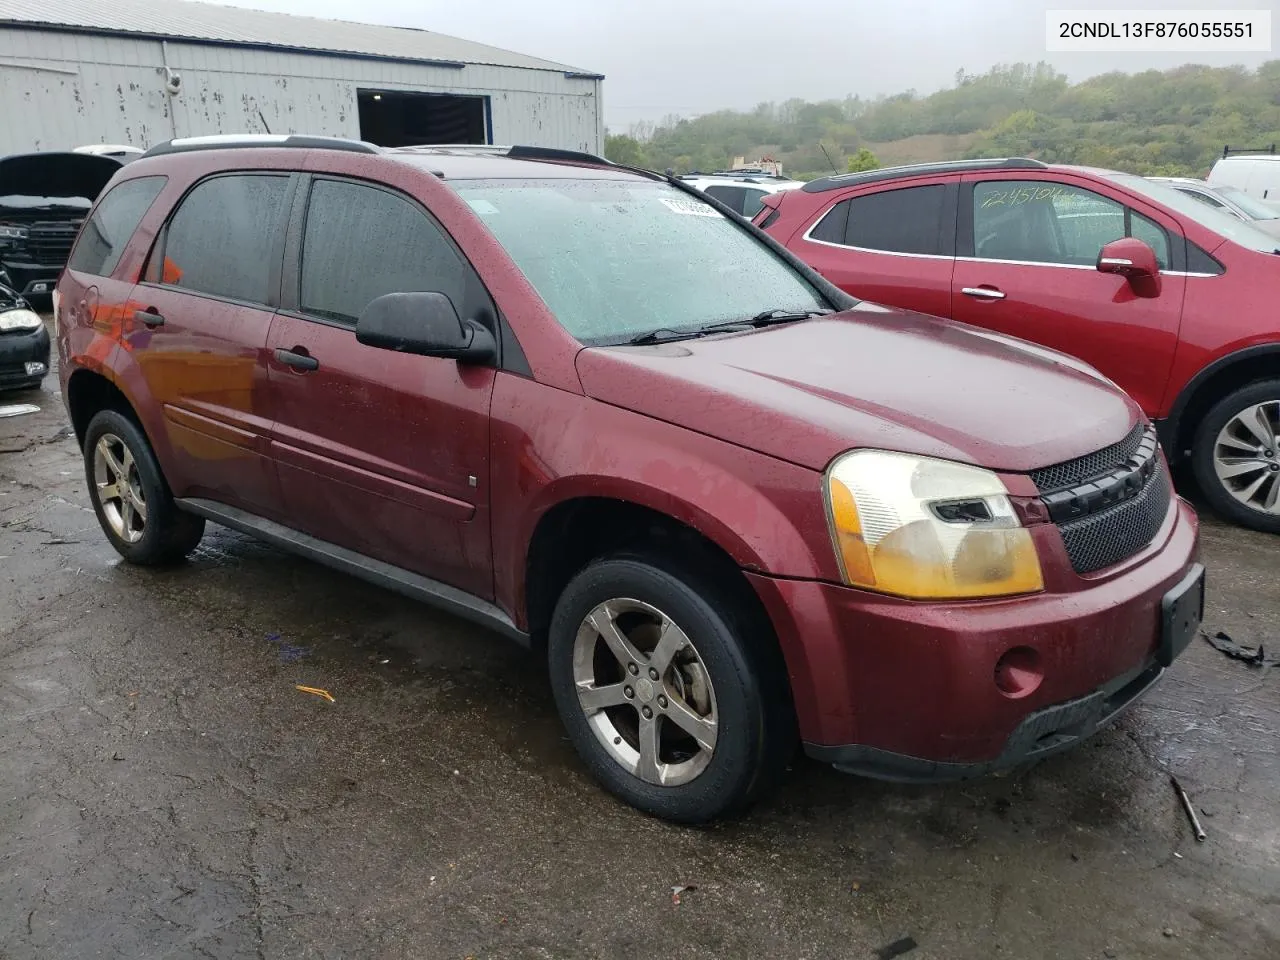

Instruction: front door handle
[961,286,1006,301]
[275,348,319,372]
[134,308,166,327]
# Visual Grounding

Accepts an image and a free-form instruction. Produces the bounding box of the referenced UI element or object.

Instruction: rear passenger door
[131,172,294,516]
[789,180,957,319]
[266,175,496,597]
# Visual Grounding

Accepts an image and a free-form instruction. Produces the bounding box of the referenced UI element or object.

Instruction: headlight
[825,450,1043,599]
[0,308,44,332]
[0,224,27,245]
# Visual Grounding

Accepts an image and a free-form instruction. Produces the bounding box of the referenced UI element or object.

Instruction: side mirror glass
[355,292,496,363]
[1096,237,1161,298]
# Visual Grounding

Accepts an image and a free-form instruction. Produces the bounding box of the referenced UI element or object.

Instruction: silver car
[1149,176,1280,238]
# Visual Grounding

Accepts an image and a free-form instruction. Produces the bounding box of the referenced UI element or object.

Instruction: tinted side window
[973,181,1169,269]
[809,200,850,243]
[300,179,467,325]
[67,176,165,277]
[740,189,769,218]
[1187,242,1225,275]
[703,185,746,215]
[161,175,290,303]
[845,185,947,255]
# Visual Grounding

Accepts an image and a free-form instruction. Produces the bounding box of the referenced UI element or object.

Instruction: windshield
[1214,185,1280,221]
[1109,174,1280,254]
[455,179,829,345]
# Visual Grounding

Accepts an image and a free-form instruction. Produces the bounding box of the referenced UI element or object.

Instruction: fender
[489,372,840,623]
[1159,341,1280,459]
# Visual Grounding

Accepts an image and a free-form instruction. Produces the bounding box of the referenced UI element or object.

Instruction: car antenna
[258,110,272,135]
[819,143,839,174]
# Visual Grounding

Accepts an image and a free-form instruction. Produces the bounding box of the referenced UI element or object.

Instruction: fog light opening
[23,361,47,377]
[994,646,1043,699]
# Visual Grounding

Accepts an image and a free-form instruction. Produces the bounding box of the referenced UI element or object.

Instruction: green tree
[846,148,880,172]
[604,134,647,167]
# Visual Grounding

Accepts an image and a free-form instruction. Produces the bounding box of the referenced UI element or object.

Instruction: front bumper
[0,260,59,299]
[0,321,52,390]
[747,498,1200,779]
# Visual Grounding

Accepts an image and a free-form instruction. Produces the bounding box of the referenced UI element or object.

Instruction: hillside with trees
[605,61,1280,181]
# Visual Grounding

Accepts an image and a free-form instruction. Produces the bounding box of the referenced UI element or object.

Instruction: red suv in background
[758,158,1280,533]
[57,138,1201,822]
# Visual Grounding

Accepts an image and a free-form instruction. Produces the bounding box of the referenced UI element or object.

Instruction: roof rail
[802,157,1047,194]
[142,135,380,158]
[1222,143,1277,158]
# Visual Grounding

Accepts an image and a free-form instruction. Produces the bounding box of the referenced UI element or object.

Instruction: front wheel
[547,555,792,823]
[1191,380,1280,533]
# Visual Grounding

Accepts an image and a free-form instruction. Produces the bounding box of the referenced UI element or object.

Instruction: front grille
[1030,424,1172,575]
[1057,461,1172,574]
[25,221,81,266]
[1031,422,1145,491]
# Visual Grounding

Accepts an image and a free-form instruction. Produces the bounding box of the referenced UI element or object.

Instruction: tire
[1190,379,1280,534]
[547,554,793,823]
[83,409,205,564]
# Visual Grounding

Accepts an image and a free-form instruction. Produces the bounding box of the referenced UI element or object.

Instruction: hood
[0,152,123,202]
[574,303,1141,474]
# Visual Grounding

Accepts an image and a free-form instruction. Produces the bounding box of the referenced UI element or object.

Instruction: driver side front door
[951,175,1185,415]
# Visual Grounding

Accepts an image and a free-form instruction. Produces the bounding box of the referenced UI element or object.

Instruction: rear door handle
[961,286,1006,301]
[275,348,319,372]
[134,308,165,327]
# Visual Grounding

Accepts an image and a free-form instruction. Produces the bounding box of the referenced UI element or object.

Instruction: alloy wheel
[93,432,147,543]
[572,598,718,786]
[1213,400,1280,516]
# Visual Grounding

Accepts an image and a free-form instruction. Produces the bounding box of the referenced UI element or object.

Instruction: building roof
[0,0,600,75]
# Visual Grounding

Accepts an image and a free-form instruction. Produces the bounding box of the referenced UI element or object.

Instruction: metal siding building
[0,0,604,155]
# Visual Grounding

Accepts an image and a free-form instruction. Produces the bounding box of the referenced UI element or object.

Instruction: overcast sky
[219,0,1278,129]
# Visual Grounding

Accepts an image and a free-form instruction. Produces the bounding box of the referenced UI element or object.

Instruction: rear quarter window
[66,176,166,277]
[808,185,949,255]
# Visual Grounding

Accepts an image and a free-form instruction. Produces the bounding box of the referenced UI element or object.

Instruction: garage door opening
[357,90,489,147]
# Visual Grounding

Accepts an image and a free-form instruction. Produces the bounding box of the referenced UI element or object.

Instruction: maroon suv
[56,138,1202,822]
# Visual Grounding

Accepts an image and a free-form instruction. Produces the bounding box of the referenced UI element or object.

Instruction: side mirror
[355,292,496,363]
[1096,238,1161,298]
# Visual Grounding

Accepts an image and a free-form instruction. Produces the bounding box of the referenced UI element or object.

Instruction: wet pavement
[1,358,1278,960]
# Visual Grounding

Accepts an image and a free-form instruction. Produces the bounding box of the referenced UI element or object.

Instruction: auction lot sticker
[1047,9,1271,52]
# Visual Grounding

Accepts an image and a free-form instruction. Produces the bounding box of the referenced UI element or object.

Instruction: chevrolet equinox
[56,137,1203,823]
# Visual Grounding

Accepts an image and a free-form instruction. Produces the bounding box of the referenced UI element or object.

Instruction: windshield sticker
[659,197,719,217]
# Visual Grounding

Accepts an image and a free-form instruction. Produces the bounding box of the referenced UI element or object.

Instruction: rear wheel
[84,409,205,564]
[1191,380,1280,533]
[548,555,792,823]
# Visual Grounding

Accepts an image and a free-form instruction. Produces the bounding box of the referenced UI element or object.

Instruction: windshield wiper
[627,309,832,346]
[696,308,833,336]
[627,327,701,345]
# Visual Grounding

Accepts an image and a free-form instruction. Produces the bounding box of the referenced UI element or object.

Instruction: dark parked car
[0,279,48,391]
[757,158,1280,533]
[0,151,122,301]
[57,138,1201,822]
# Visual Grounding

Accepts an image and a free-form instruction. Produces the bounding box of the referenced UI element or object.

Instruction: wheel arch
[1161,343,1280,462]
